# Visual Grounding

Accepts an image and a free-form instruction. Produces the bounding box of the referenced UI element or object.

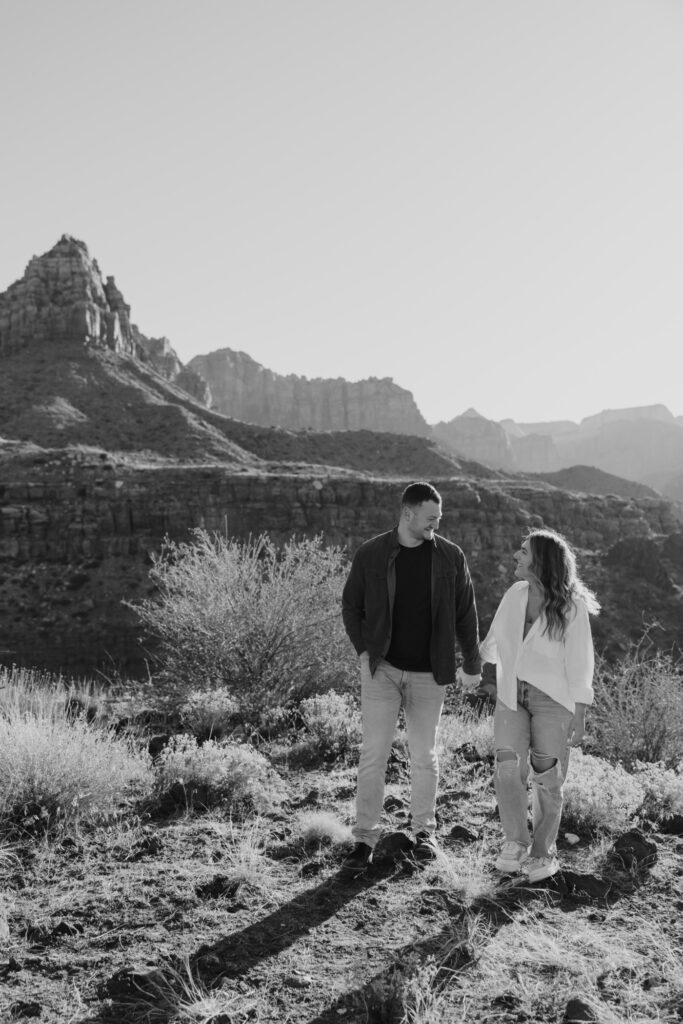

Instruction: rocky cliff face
[508,433,560,473]
[2,443,681,675]
[0,235,208,403]
[0,236,139,357]
[189,348,431,435]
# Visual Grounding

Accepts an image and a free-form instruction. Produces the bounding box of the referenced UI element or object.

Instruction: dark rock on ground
[563,996,598,1022]
[447,824,479,843]
[610,829,658,871]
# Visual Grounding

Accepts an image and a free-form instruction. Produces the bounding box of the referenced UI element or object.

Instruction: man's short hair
[400,481,442,509]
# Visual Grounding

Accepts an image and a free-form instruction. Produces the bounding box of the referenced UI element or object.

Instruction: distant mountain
[528,466,659,500]
[432,408,516,470]
[499,407,683,497]
[579,404,675,431]
[185,348,683,498]
[189,348,431,436]
[500,418,579,438]
[0,235,211,406]
[0,235,477,477]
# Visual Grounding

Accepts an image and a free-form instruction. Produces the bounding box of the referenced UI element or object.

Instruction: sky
[1,0,682,427]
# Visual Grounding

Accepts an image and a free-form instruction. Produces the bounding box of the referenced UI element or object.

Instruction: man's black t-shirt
[385,541,432,672]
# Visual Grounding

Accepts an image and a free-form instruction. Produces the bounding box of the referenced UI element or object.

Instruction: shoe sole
[526,866,559,883]
[340,866,370,879]
[340,858,373,878]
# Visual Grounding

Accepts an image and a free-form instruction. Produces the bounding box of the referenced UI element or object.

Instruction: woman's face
[514,538,534,581]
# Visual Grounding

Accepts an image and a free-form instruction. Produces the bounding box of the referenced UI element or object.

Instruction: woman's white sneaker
[525,856,560,883]
[494,841,529,873]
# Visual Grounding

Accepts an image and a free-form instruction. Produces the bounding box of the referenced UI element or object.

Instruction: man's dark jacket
[341,528,481,685]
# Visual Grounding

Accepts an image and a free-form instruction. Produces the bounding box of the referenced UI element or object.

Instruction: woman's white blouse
[479,581,595,712]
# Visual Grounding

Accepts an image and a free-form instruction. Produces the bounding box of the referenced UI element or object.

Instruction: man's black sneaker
[341,842,373,876]
[413,832,439,861]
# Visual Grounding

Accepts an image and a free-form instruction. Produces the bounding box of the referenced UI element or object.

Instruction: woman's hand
[569,703,587,746]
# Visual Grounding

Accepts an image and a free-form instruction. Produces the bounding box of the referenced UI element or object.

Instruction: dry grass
[1,669,682,1023]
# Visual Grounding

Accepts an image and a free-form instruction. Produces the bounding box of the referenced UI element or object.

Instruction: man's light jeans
[494,680,574,859]
[353,658,445,848]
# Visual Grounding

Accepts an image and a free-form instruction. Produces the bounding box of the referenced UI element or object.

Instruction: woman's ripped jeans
[494,681,574,858]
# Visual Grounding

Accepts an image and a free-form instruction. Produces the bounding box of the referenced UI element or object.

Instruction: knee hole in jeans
[495,748,519,776]
[530,751,559,776]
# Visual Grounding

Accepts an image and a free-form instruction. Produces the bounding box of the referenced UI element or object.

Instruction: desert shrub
[152,735,286,814]
[562,749,644,834]
[0,704,152,834]
[179,687,240,741]
[364,952,441,1024]
[297,810,352,849]
[129,531,356,718]
[299,690,362,759]
[0,664,106,724]
[632,761,683,821]
[590,646,683,768]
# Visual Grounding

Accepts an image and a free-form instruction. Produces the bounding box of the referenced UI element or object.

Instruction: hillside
[528,466,659,500]
[2,236,683,675]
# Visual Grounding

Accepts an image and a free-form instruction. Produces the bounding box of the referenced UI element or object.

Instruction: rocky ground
[1,720,682,1024]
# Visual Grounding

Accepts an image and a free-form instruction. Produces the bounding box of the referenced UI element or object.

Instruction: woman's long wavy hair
[527,529,600,639]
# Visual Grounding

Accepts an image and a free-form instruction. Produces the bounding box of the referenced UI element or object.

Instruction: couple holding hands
[341,481,599,882]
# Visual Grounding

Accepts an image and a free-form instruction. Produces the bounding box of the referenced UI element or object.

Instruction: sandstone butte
[0,235,682,676]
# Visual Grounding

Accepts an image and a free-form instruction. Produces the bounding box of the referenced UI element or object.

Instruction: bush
[0,696,152,834]
[152,735,286,814]
[297,810,352,849]
[129,531,357,718]
[590,646,683,768]
[562,749,644,834]
[179,687,240,742]
[299,690,362,760]
[0,664,106,724]
[633,761,683,821]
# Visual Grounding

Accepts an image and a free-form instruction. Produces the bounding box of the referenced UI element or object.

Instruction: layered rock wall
[189,349,431,435]
[0,236,139,357]
[1,450,680,675]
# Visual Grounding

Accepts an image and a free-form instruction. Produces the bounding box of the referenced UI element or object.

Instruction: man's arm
[341,549,366,655]
[454,553,482,676]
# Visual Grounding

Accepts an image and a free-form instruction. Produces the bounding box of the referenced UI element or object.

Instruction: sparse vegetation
[633,760,683,821]
[129,530,357,718]
[591,644,683,768]
[0,666,152,834]
[298,689,362,760]
[152,734,286,814]
[562,749,645,833]
[296,809,353,850]
[178,685,240,742]
[2,539,683,1023]
[438,704,496,764]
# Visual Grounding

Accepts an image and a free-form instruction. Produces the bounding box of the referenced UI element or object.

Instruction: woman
[480,528,600,882]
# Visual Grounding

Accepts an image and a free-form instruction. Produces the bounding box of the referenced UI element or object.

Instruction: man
[341,481,481,875]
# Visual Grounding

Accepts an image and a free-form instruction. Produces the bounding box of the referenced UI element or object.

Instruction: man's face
[406,500,442,541]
